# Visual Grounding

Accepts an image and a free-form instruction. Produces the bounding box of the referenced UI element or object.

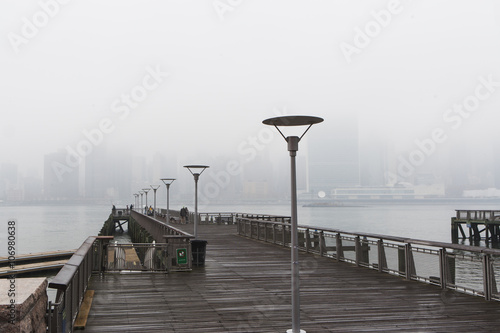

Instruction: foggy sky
[1,0,500,182]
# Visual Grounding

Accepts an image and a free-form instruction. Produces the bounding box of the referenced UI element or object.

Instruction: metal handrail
[130,210,193,242]
[47,236,112,333]
[237,217,500,301]
[112,208,131,217]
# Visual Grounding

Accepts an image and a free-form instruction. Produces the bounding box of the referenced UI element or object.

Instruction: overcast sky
[1,0,499,179]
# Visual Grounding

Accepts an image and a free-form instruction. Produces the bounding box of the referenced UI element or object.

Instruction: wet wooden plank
[74,289,95,329]
[0,249,75,265]
[84,224,500,332]
[0,259,67,277]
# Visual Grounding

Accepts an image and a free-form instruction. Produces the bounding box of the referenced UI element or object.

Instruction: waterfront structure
[452,209,500,243]
[330,184,445,200]
[42,210,500,332]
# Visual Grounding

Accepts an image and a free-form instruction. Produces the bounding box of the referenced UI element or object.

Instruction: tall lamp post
[263,115,323,333]
[142,188,151,214]
[160,178,175,224]
[151,185,160,218]
[184,165,209,239]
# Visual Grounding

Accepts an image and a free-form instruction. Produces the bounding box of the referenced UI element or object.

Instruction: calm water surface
[205,201,500,244]
[0,205,110,256]
[1,201,499,256]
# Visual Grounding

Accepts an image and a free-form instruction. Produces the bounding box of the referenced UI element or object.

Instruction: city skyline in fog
[1,1,500,202]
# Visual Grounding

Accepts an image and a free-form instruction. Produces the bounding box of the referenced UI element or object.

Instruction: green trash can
[191,240,208,266]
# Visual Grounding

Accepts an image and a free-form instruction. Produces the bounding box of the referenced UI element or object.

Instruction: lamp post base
[286,329,306,333]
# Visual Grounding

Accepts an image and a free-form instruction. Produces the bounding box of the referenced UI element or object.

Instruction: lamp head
[262,115,323,141]
[184,165,210,176]
[160,178,176,185]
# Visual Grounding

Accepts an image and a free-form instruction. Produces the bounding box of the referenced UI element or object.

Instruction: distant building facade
[307,115,360,197]
[43,151,79,200]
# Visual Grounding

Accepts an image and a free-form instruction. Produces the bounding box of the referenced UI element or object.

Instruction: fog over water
[1,1,500,203]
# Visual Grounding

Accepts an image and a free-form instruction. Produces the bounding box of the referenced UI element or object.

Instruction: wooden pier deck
[84,224,500,332]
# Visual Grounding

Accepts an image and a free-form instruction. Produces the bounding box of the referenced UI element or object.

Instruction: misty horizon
[1,1,500,203]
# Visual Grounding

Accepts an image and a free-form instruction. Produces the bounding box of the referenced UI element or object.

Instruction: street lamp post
[139,191,144,211]
[151,185,160,218]
[142,188,151,214]
[133,193,139,210]
[263,115,323,333]
[184,165,209,239]
[160,178,175,224]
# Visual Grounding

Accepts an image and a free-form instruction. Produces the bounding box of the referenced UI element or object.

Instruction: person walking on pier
[180,207,189,224]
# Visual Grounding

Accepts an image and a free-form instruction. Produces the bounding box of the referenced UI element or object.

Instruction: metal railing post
[282,224,286,247]
[405,244,416,280]
[439,248,447,289]
[355,236,361,266]
[319,231,325,257]
[377,239,387,273]
[482,254,497,301]
[305,229,310,253]
[273,224,277,244]
[335,233,343,261]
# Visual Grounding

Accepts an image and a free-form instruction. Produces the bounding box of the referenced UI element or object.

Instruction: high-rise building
[44,151,79,199]
[84,144,108,200]
[0,163,18,200]
[307,114,360,196]
[359,136,387,187]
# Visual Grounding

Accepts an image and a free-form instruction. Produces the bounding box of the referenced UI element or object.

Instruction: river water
[1,201,499,256]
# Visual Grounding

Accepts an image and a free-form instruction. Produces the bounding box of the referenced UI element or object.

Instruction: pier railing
[47,236,112,333]
[198,212,290,224]
[455,210,500,221]
[112,207,130,217]
[106,243,168,271]
[130,210,192,242]
[237,217,500,301]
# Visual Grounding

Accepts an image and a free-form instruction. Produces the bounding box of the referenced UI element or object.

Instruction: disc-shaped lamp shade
[184,165,210,175]
[262,115,324,126]
[160,178,176,185]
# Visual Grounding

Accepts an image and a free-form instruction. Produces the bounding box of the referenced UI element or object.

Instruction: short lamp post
[133,193,139,210]
[142,188,151,214]
[160,178,175,224]
[184,165,209,239]
[139,191,144,211]
[151,185,160,218]
[263,115,323,333]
